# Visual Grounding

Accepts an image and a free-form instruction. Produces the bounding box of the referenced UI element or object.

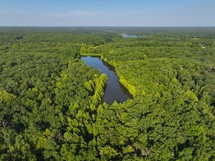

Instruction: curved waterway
[81,56,132,104]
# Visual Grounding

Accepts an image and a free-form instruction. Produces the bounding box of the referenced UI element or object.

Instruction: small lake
[121,34,139,38]
[81,56,132,104]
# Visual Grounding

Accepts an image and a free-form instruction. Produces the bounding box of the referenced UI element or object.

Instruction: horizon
[1,0,215,26]
[0,26,215,28]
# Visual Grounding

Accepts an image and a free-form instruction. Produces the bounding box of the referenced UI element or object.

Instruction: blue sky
[0,0,214,26]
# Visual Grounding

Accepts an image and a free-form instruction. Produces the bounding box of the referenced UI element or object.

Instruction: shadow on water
[81,56,132,104]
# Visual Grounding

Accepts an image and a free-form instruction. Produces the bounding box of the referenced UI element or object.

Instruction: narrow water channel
[81,56,132,104]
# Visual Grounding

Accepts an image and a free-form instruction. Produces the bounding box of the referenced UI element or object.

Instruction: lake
[121,34,140,38]
[81,56,132,104]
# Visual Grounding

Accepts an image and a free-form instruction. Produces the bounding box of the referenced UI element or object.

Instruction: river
[81,56,132,104]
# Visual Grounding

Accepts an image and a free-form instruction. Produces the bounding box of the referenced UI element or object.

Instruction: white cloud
[45,10,98,18]
[73,11,97,16]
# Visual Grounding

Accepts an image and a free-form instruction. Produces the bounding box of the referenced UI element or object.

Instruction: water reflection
[81,56,132,104]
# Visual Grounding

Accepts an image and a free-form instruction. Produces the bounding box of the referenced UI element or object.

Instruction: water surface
[81,56,132,104]
[121,34,140,38]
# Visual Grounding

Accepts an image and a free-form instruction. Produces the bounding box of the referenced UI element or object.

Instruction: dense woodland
[0,27,215,160]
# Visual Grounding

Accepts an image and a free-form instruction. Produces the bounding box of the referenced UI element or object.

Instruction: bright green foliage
[0,27,215,160]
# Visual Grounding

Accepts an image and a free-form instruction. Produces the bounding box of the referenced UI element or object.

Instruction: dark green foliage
[0,27,215,160]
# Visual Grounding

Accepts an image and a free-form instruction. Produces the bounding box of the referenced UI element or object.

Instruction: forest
[0,27,215,160]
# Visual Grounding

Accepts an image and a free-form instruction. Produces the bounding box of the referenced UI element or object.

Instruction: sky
[0,0,214,26]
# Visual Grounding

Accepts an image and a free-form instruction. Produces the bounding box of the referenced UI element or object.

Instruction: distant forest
[0,27,215,160]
